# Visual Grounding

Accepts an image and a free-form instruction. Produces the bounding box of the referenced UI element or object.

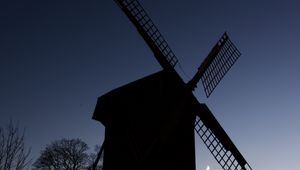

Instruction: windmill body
[93,0,252,170]
[93,70,196,170]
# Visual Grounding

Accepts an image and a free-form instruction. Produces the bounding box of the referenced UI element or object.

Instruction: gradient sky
[1,0,300,169]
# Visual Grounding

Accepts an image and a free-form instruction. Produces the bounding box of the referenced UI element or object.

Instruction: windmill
[92,0,252,170]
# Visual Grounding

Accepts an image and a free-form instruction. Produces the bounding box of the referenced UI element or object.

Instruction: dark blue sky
[1,0,300,169]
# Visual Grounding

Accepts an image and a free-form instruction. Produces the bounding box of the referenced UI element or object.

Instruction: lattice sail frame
[195,118,252,170]
[195,104,252,170]
[201,33,241,97]
[114,0,178,69]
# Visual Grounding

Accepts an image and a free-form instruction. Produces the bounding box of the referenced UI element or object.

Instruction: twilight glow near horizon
[1,0,300,169]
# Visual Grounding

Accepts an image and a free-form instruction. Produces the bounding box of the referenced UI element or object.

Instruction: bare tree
[90,141,104,170]
[33,138,90,170]
[87,143,104,170]
[0,121,31,170]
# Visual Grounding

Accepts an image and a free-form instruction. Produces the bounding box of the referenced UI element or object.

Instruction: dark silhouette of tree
[0,121,31,169]
[87,144,103,170]
[33,138,90,170]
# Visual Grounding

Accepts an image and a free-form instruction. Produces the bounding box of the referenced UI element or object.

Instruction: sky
[1,0,300,169]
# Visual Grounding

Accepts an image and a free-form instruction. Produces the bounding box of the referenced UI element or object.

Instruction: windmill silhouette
[92,0,252,170]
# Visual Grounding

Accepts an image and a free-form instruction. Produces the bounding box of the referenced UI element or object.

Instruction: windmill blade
[195,103,252,170]
[188,33,241,97]
[201,33,241,97]
[114,0,178,71]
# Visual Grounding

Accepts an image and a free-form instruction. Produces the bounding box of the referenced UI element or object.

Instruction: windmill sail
[114,0,178,71]
[188,33,241,97]
[195,104,252,170]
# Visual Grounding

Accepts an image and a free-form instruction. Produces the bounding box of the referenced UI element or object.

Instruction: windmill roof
[92,70,189,127]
